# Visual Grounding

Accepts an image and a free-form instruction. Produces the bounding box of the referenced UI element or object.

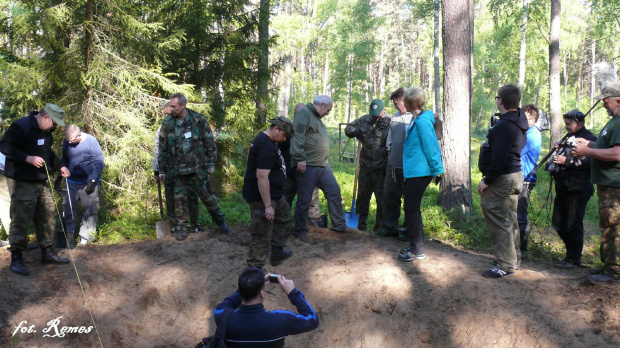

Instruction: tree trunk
[255,0,270,127]
[518,0,529,90]
[323,52,330,95]
[590,40,596,129]
[438,0,473,213]
[379,37,386,96]
[549,0,562,148]
[346,55,352,123]
[84,0,94,134]
[277,54,292,117]
[433,0,441,114]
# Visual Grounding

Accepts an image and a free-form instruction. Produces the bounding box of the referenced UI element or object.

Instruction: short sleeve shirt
[591,116,620,186]
[242,132,287,202]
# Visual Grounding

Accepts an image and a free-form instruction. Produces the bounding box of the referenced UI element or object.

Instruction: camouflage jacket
[345,114,391,171]
[157,109,216,182]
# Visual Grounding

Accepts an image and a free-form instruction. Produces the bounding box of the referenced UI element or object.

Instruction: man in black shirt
[0,104,71,276]
[242,116,295,268]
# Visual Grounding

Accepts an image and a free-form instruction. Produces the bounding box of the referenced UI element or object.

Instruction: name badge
[184,132,191,139]
[38,139,45,146]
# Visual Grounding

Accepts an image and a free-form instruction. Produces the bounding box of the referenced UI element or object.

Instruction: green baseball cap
[268,116,294,137]
[43,103,65,126]
[369,99,385,116]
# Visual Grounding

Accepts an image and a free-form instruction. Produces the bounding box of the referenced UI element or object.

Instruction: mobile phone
[268,274,280,284]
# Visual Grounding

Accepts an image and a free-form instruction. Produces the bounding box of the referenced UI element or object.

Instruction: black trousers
[552,188,593,261]
[403,176,432,255]
[517,182,535,251]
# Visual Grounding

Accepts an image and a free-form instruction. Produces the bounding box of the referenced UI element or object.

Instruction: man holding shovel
[345,99,390,232]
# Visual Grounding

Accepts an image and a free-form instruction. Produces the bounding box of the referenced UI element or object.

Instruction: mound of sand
[1,226,619,347]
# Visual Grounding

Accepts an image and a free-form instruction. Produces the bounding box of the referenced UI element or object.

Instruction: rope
[44,163,104,348]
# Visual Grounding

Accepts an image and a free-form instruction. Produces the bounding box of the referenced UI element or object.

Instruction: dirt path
[1,226,619,347]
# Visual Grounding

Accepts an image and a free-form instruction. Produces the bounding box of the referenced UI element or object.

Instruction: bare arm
[256,168,274,220]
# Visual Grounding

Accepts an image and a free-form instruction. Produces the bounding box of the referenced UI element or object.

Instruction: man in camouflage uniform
[0,104,71,276]
[345,99,391,232]
[153,102,201,233]
[158,93,228,241]
[573,82,620,285]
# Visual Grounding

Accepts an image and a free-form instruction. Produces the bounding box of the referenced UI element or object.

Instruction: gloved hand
[85,179,97,195]
[53,176,63,191]
[353,129,364,141]
[433,175,442,185]
[208,167,215,175]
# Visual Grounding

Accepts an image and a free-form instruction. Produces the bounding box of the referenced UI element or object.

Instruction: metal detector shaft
[525,132,571,182]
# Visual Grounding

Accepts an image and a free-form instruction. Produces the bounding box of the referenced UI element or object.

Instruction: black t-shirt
[242,132,287,202]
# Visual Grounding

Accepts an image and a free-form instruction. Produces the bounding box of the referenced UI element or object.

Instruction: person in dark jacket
[0,104,71,276]
[551,110,596,269]
[478,84,528,278]
[214,268,319,347]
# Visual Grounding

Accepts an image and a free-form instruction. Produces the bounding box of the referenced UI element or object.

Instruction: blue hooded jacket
[403,110,444,179]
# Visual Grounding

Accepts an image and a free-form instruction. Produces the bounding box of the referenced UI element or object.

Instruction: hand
[60,166,70,178]
[265,205,274,221]
[25,156,45,168]
[85,180,97,195]
[277,275,295,295]
[552,142,560,150]
[296,161,307,174]
[553,155,566,165]
[354,129,365,141]
[159,174,165,182]
[478,180,488,195]
[433,175,442,185]
[572,138,590,157]
[208,167,215,174]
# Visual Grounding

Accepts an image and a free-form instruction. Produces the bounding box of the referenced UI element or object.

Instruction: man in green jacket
[158,93,228,241]
[290,95,356,243]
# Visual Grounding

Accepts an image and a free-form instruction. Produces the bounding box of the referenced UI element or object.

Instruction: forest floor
[1,224,620,348]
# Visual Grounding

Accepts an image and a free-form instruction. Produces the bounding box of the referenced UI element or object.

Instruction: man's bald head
[294,103,306,115]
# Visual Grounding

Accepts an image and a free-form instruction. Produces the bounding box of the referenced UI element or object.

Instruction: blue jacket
[403,110,444,179]
[214,289,319,347]
[521,126,542,182]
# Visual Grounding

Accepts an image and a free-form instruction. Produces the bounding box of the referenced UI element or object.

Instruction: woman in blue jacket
[399,87,444,262]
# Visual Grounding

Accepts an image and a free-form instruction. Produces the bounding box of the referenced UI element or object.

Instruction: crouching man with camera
[213,268,319,347]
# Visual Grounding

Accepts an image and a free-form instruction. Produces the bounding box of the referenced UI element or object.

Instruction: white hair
[312,95,332,106]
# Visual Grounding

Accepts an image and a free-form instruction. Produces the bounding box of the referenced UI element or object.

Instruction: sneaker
[398,251,426,262]
[482,267,514,278]
[79,237,88,245]
[296,233,314,244]
[400,245,414,254]
[176,229,189,241]
[588,273,620,285]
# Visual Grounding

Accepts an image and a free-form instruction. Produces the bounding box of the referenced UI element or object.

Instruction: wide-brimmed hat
[43,103,65,126]
[268,116,294,137]
[595,82,620,100]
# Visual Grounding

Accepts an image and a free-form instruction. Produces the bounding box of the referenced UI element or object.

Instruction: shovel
[345,140,362,228]
[155,180,171,238]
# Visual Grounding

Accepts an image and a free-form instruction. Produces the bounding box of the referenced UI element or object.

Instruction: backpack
[195,309,234,348]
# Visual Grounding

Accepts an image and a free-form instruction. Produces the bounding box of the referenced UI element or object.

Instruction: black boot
[10,250,30,276]
[41,246,70,264]
[217,221,229,234]
[271,247,293,266]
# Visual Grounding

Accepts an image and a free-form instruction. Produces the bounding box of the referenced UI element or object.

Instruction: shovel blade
[155,220,170,238]
[344,211,360,229]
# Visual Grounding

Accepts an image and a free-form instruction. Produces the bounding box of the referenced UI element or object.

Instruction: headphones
[563,109,585,122]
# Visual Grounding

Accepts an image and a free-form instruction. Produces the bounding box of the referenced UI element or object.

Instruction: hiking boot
[271,247,293,266]
[217,221,229,234]
[175,229,189,241]
[357,224,367,232]
[41,246,70,265]
[398,251,426,262]
[192,226,206,233]
[296,233,313,244]
[588,273,620,286]
[170,226,179,238]
[10,251,29,276]
[330,227,358,233]
[482,267,514,278]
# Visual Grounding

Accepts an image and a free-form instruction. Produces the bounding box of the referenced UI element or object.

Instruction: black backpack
[195,309,234,348]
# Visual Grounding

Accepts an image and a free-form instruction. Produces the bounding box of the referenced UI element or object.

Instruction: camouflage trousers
[356,165,386,231]
[0,171,11,235]
[247,197,291,268]
[174,173,225,232]
[164,180,199,228]
[6,178,56,251]
[597,185,620,279]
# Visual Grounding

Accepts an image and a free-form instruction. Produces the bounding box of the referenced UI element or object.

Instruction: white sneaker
[79,238,88,245]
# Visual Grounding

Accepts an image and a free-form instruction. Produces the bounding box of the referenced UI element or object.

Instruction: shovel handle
[157,180,165,220]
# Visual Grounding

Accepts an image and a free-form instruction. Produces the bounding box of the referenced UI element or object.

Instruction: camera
[268,274,280,284]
